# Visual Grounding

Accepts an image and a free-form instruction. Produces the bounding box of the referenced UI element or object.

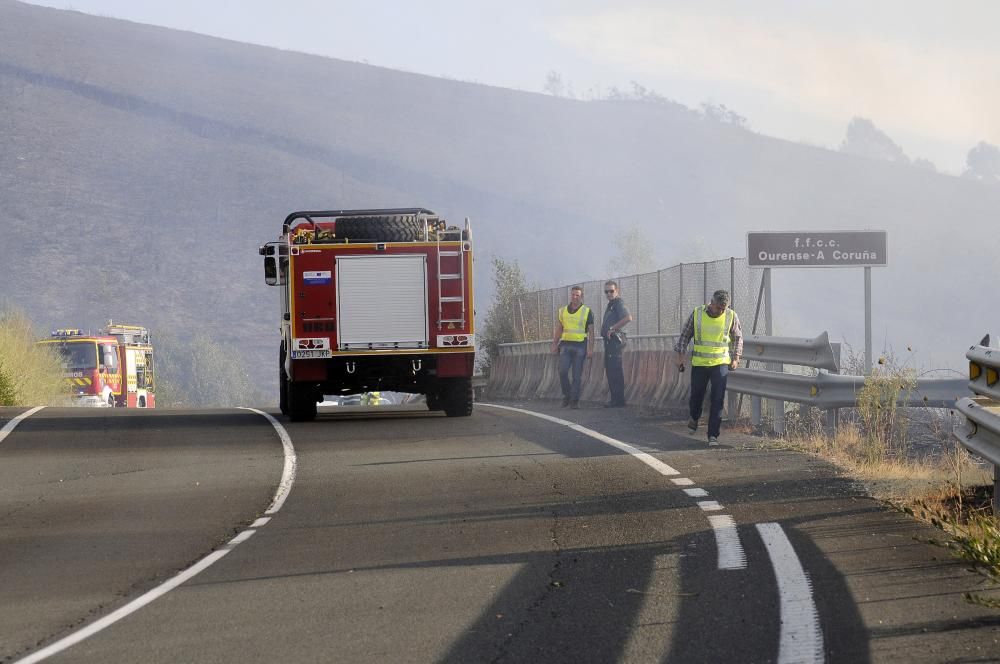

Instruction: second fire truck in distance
[259,208,475,421]
[39,322,155,408]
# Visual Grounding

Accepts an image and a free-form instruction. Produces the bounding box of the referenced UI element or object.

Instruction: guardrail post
[751,395,761,428]
[825,408,839,437]
[727,390,737,420]
[995,465,999,517]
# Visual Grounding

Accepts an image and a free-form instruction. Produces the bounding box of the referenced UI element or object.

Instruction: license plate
[290,349,331,359]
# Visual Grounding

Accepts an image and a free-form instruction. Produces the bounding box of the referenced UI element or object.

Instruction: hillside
[1,0,996,400]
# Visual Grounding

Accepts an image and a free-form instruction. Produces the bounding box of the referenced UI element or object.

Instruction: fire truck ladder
[436,221,468,329]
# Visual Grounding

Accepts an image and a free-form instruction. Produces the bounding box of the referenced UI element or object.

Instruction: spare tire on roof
[335,215,424,242]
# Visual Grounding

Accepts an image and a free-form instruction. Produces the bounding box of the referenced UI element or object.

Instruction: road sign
[747,231,887,268]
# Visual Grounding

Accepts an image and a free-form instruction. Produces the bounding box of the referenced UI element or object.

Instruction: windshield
[51,341,98,370]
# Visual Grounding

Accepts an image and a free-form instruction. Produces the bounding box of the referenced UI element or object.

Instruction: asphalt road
[1,402,999,663]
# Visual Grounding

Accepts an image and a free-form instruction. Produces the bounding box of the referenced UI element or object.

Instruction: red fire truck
[259,208,475,421]
[39,322,155,408]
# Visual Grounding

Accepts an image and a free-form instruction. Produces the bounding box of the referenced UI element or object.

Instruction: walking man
[600,280,632,407]
[674,289,743,444]
[551,285,594,409]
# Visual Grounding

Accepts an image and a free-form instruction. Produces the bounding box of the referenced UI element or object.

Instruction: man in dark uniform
[600,280,632,407]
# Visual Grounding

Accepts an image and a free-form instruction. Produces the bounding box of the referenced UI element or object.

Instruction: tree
[840,117,909,164]
[607,225,657,277]
[543,71,565,97]
[963,141,1000,181]
[478,257,529,375]
[699,101,748,128]
[154,330,264,407]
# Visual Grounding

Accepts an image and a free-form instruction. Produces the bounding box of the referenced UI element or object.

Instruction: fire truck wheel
[425,393,442,411]
[287,381,317,422]
[442,378,473,417]
[279,345,289,416]
[335,216,422,242]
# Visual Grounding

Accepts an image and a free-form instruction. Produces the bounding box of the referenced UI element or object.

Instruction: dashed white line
[0,405,44,444]
[697,500,723,512]
[15,407,296,664]
[708,515,747,570]
[670,477,695,486]
[683,488,709,498]
[757,523,823,664]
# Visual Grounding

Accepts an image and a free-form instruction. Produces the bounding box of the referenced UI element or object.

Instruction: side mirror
[264,255,278,286]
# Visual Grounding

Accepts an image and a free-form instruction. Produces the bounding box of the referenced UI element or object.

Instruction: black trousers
[689,364,729,438]
[604,351,625,405]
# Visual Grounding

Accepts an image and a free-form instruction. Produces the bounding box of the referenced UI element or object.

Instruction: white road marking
[481,403,679,476]
[0,406,44,444]
[15,408,296,664]
[756,523,823,664]
[480,403,749,573]
[708,514,747,569]
[708,515,747,570]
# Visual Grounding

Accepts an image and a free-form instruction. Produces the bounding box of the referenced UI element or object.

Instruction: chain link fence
[511,257,769,342]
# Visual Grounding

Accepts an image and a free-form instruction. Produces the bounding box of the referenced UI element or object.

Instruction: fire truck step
[440,273,462,279]
[439,251,461,257]
[440,296,465,302]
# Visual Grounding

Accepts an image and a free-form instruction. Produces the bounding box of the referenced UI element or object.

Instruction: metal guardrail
[729,370,969,410]
[742,331,840,372]
[954,334,1000,513]
[729,331,973,435]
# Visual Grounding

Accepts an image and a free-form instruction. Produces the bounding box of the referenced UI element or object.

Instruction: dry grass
[785,422,991,506]
[0,309,68,406]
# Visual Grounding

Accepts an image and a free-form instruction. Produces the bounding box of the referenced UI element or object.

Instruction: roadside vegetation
[747,346,999,607]
[0,309,67,407]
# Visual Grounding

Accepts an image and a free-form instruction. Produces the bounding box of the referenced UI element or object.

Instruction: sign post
[747,230,887,372]
[747,230,888,431]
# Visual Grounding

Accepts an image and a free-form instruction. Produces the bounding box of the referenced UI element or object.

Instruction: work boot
[708,436,719,446]
[561,397,570,408]
[687,418,698,432]
[570,400,580,409]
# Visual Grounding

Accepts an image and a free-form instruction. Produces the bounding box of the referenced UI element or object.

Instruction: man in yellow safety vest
[674,289,743,444]
[551,285,594,409]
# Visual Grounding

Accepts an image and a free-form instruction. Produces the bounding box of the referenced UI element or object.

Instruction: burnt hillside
[1,0,995,398]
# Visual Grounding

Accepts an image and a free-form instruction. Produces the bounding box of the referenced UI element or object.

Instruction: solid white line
[14,408,296,664]
[708,515,747,570]
[481,403,679,476]
[756,523,823,664]
[240,407,298,515]
[684,488,709,497]
[697,500,723,511]
[0,406,45,444]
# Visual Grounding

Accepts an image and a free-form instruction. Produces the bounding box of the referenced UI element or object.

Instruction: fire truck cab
[259,208,475,422]
[40,322,155,408]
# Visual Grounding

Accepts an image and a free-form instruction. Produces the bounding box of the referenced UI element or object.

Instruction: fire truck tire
[425,393,442,411]
[279,345,289,416]
[442,378,473,417]
[287,381,317,421]
[335,216,422,242]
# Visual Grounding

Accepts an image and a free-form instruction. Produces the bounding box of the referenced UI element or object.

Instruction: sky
[24,0,1000,173]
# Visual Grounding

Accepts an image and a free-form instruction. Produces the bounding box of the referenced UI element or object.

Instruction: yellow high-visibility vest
[691,305,733,367]
[559,304,591,342]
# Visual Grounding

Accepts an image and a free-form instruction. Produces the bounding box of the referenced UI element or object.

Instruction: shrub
[0,310,67,406]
